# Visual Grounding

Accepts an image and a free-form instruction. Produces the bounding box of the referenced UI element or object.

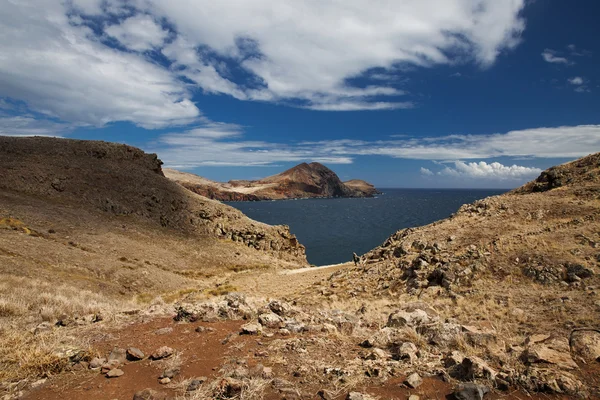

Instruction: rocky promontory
[164,162,379,201]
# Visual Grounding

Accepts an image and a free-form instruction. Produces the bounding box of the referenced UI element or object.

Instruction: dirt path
[227,263,347,299]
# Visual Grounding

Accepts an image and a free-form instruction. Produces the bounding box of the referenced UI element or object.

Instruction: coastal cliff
[164,162,379,201]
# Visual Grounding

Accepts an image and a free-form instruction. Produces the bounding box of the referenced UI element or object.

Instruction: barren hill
[164,162,377,201]
[0,136,307,317]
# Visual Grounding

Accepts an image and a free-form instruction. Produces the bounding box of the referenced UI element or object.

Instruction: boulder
[449,356,496,381]
[394,342,418,362]
[521,345,578,370]
[570,329,600,363]
[258,312,284,328]
[89,357,106,370]
[269,300,294,317]
[387,309,431,328]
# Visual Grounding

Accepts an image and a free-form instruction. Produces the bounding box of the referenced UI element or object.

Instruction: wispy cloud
[151,124,600,168]
[541,49,571,65]
[0,115,69,137]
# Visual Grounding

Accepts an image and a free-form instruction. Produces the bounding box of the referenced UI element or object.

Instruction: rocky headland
[164,162,379,202]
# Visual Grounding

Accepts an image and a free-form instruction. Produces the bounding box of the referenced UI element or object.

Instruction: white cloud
[151,124,600,168]
[541,49,570,64]
[0,116,68,137]
[69,0,527,111]
[438,161,541,180]
[568,77,584,85]
[420,167,434,176]
[0,2,200,129]
[105,14,169,51]
[568,76,590,93]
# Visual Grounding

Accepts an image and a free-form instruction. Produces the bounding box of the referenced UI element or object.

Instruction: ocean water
[228,188,507,266]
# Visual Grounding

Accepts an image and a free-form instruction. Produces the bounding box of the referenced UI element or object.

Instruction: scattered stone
[89,357,106,370]
[106,368,124,378]
[408,396,420,400]
[100,360,121,374]
[154,327,173,335]
[159,377,170,385]
[30,379,47,389]
[186,377,207,392]
[133,388,168,400]
[240,323,262,335]
[126,347,145,360]
[452,383,489,400]
[405,372,423,388]
[570,329,600,362]
[363,348,388,361]
[262,366,273,379]
[150,346,174,360]
[107,347,127,365]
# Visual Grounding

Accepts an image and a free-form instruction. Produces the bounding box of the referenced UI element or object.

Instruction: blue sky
[1,1,599,188]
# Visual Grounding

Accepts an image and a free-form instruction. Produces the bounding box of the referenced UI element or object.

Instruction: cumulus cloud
[0,1,199,129]
[151,124,600,168]
[541,49,570,64]
[1,0,525,118]
[420,167,434,176]
[105,14,169,51]
[438,161,541,180]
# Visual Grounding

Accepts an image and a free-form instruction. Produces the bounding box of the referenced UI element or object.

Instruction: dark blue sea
[228,189,506,266]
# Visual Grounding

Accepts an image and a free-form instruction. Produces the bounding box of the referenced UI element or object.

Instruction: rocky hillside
[307,152,600,397]
[165,162,378,201]
[0,136,307,308]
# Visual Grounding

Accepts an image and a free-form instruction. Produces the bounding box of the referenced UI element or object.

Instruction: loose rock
[405,372,423,388]
[133,389,168,400]
[106,368,124,378]
[126,347,145,360]
[150,346,174,360]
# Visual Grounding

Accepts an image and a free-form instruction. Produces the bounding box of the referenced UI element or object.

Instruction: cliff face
[165,162,378,201]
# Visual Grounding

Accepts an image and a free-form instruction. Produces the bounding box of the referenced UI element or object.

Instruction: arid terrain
[164,163,379,202]
[1,137,599,400]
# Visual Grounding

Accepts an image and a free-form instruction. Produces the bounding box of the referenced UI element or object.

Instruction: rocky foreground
[1,138,600,399]
[165,162,379,202]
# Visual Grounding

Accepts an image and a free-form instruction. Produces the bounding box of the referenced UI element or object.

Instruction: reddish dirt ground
[21,316,576,400]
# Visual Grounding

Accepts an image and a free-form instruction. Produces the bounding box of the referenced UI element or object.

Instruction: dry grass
[0,217,39,236]
[226,264,271,273]
[207,284,239,296]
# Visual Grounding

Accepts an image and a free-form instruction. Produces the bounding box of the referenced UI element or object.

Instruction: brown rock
[150,346,174,360]
[127,347,145,360]
[106,368,124,378]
